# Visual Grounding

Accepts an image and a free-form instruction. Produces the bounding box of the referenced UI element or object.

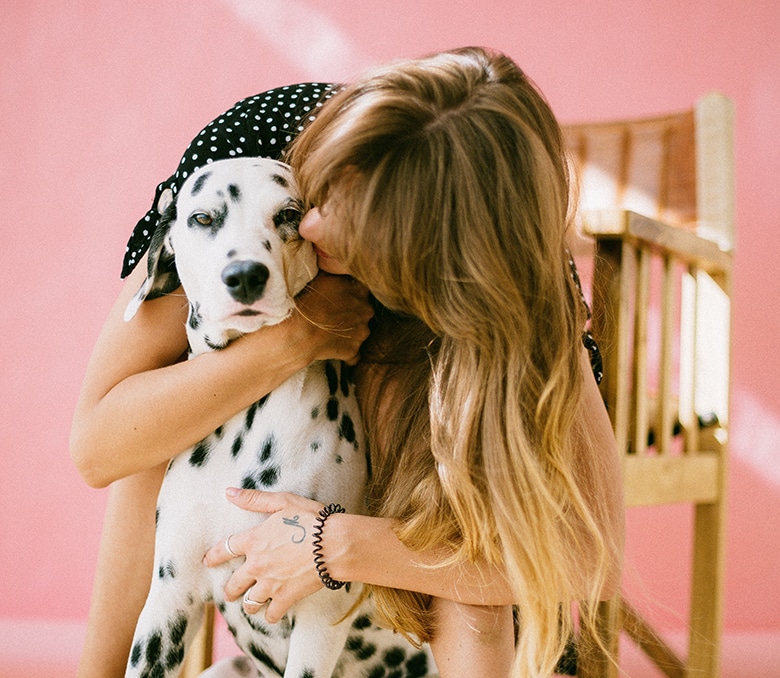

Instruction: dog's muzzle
[222,260,270,304]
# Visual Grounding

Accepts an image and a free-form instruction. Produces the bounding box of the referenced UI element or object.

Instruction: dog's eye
[192,212,212,226]
[274,207,302,228]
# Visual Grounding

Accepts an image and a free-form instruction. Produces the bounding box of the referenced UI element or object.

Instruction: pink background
[1,0,778,672]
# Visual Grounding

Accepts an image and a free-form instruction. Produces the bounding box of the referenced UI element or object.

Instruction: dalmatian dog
[123,157,434,678]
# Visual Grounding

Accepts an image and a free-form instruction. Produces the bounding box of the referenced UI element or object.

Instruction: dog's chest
[158,360,366,524]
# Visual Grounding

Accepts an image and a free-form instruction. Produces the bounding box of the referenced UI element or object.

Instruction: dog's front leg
[124,582,206,678]
[281,587,361,678]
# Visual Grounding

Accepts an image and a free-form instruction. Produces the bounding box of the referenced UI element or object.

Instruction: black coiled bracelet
[312,503,348,590]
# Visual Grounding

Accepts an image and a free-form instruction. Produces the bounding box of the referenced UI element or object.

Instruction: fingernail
[226,487,241,498]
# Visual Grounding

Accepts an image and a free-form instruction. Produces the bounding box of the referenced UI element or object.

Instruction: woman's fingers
[202,489,294,566]
[202,489,327,623]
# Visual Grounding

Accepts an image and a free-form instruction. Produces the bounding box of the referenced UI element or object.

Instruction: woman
[71,47,623,677]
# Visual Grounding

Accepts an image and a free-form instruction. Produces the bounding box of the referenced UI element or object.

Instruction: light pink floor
[1,619,777,677]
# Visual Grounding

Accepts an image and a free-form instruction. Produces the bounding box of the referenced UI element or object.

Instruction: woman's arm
[203,489,515,623]
[70,261,373,487]
[572,344,625,599]
[203,347,622,614]
[429,598,515,678]
[76,464,166,678]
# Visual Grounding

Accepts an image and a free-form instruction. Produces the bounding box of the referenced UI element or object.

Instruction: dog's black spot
[325,361,339,394]
[340,363,352,397]
[214,424,224,439]
[366,667,385,678]
[241,475,257,490]
[248,644,283,670]
[231,433,243,458]
[352,614,372,630]
[188,302,202,330]
[339,412,357,446]
[246,395,269,430]
[271,173,289,188]
[260,434,275,463]
[189,440,211,467]
[260,466,280,486]
[247,641,285,675]
[164,644,185,671]
[301,670,315,678]
[190,172,212,196]
[168,613,188,647]
[245,401,258,430]
[310,405,320,419]
[142,663,165,678]
[309,440,321,452]
[405,651,430,677]
[383,646,406,667]
[263,239,272,252]
[158,559,176,580]
[145,629,163,664]
[346,635,377,661]
[228,183,242,202]
[155,507,160,527]
[326,396,339,421]
[240,607,272,636]
[130,640,143,667]
[229,657,254,677]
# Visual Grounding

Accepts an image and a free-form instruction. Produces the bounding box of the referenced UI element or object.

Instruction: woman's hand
[203,489,327,623]
[293,272,373,365]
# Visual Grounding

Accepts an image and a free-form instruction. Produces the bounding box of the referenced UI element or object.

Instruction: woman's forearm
[326,513,514,606]
[71,326,313,487]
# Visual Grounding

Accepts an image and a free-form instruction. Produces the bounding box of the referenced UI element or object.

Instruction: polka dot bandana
[122,83,339,278]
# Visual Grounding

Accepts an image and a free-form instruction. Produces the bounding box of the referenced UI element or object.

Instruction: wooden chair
[562,92,735,677]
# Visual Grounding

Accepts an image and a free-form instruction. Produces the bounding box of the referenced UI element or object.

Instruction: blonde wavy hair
[288,46,620,676]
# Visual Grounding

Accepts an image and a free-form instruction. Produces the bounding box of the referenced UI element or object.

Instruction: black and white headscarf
[122,82,339,278]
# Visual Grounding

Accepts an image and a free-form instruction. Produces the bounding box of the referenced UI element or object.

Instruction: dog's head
[125,158,317,348]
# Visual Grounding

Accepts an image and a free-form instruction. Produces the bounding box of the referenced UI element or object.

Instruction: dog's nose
[221,260,270,304]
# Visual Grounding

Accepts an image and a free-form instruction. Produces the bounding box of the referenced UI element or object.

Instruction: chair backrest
[563,93,734,468]
[564,93,734,246]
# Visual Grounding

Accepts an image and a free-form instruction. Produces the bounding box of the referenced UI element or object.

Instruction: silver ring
[243,591,269,607]
[225,535,239,558]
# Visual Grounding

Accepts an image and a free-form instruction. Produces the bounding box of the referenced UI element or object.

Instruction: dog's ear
[124,189,181,321]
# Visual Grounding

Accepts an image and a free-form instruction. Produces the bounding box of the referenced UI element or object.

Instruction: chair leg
[687,499,727,677]
[620,601,685,678]
[577,598,620,678]
[179,603,215,678]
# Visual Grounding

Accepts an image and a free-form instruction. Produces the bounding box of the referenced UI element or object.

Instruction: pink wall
[2,0,778,635]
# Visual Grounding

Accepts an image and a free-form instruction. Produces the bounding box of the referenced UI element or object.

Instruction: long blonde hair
[289,46,619,676]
